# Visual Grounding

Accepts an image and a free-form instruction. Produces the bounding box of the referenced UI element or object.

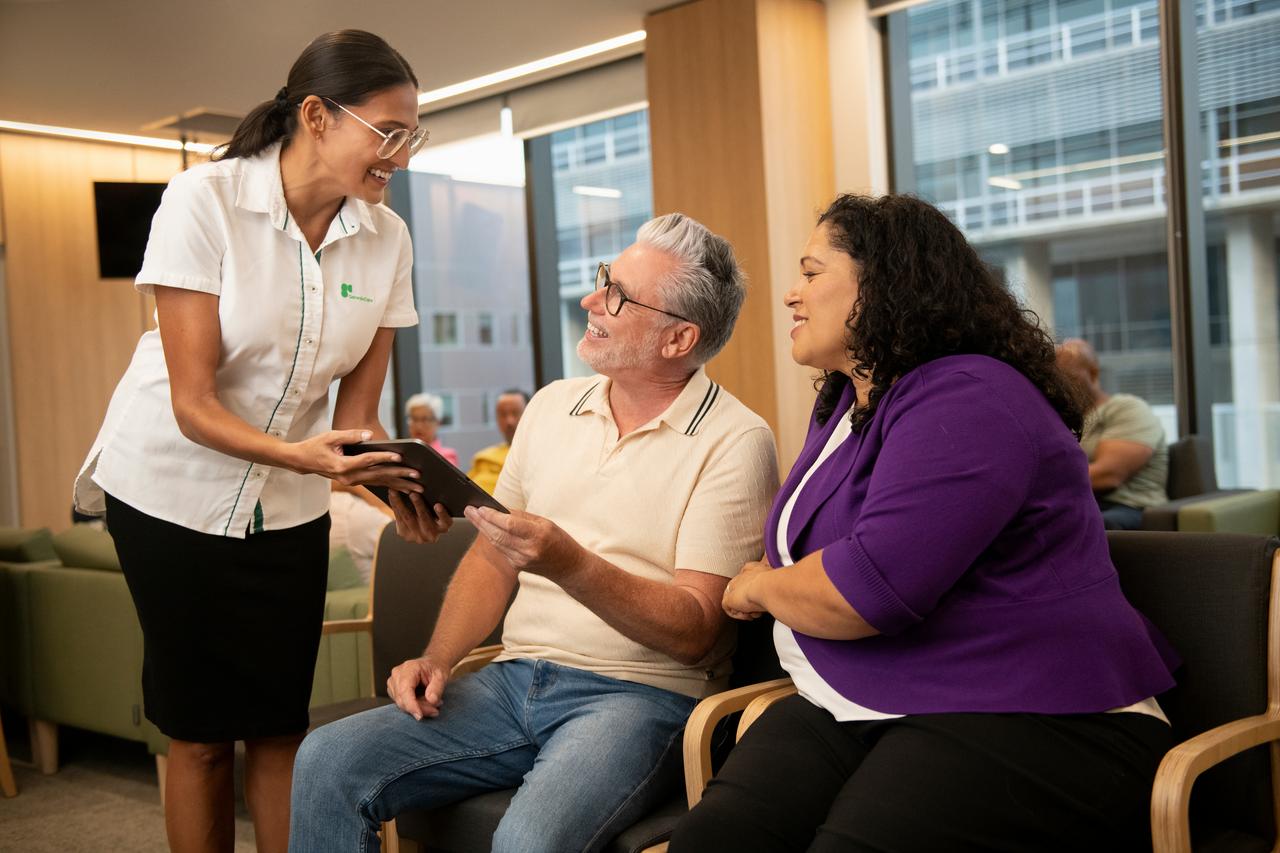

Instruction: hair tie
[273,86,291,112]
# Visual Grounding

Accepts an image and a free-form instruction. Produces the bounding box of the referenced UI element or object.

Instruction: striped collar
[568,367,723,437]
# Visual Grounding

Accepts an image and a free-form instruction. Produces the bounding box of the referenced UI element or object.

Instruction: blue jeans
[1098,499,1145,530]
[289,658,697,853]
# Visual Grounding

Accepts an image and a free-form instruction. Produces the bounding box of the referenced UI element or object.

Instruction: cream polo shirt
[74,143,418,538]
[491,368,780,698]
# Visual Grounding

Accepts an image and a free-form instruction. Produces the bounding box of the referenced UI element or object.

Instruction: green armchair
[0,524,374,788]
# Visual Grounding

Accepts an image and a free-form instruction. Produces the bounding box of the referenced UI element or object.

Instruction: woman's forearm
[173,391,303,470]
[750,550,879,641]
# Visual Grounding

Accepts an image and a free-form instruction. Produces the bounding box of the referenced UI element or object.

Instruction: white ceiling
[0,0,665,139]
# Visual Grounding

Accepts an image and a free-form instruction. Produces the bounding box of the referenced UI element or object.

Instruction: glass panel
[529,109,654,379]
[1195,1,1280,487]
[894,0,1176,442]
[476,312,495,347]
[404,132,536,469]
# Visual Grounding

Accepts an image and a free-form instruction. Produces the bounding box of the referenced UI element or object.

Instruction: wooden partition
[0,133,182,531]
[646,0,836,470]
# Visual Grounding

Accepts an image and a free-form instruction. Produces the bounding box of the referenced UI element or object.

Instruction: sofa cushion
[0,527,58,563]
[327,546,364,591]
[51,524,122,572]
[1178,490,1280,535]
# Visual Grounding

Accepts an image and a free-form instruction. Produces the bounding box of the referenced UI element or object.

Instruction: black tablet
[342,439,508,516]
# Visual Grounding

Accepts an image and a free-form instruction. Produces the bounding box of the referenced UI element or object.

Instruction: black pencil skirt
[105,493,330,743]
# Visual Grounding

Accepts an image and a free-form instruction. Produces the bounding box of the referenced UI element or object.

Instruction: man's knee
[491,810,587,853]
[293,714,383,802]
[292,724,346,800]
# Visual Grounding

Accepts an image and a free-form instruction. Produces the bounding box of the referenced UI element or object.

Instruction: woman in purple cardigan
[670,195,1177,853]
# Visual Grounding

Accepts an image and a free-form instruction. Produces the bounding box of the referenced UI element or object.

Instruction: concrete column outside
[1225,211,1280,488]
[1002,240,1054,333]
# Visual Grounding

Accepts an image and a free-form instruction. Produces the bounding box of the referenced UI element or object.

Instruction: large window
[400,133,536,468]
[527,110,654,380]
[1195,4,1280,487]
[893,0,1179,439]
[891,0,1280,487]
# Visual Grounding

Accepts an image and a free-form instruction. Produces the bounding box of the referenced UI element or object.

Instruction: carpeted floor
[0,723,256,852]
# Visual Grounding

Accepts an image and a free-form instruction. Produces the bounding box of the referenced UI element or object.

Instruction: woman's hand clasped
[723,559,772,621]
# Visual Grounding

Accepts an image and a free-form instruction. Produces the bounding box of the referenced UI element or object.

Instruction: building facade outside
[900,0,1280,486]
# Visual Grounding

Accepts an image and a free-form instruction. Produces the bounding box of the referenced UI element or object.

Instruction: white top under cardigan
[74,143,419,538]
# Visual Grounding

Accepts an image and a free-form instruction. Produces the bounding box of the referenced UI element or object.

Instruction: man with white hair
[291,214,779,853]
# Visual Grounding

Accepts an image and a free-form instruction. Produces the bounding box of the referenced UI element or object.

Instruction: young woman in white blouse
[74,30,449,853]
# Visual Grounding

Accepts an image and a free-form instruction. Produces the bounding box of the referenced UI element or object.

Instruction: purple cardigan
[769,355,1177,715]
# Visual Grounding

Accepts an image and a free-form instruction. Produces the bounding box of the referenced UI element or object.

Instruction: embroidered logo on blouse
[340,283,374,303]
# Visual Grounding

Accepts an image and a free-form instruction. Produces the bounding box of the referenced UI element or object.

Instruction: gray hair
[636,213,745,365]
[405,392,442,420]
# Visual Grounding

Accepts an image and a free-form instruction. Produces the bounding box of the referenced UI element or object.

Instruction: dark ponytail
[217,30,418,161]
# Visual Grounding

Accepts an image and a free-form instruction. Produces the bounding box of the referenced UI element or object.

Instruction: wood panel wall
[0,133,182,532]
[646,0,835,471]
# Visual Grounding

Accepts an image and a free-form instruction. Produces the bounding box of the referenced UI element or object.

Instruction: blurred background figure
[406,392,459,467]
[328,481,394,584]
[1056,338,1169,529]
[467,389,529,494]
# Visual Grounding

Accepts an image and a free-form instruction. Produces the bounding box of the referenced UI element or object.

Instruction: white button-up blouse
[74,143,418,538]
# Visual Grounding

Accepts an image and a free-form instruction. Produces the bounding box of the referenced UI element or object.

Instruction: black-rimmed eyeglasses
[595,262,694,324]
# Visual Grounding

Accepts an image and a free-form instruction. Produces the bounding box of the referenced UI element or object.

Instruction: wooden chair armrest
[451,645,502,676]
[737,683,799,741]
[683,678,794,808]
[1151,713,1280,853]
[321,617,373,636]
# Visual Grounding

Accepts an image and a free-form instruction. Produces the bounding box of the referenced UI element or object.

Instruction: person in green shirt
[467,389,529,494]
[1056,338,1169,529]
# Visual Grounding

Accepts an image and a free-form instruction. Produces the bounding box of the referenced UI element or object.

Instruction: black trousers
[670,694,1173,853]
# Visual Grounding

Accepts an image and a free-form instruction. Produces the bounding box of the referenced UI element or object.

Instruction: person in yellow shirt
[468,389,528,494]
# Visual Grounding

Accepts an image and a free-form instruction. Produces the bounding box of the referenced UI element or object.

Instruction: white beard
[577,323,670,374]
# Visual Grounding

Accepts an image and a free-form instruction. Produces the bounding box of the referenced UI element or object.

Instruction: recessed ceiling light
[988,143,1010,155]
[572,185,623,199]
[418,31,646,108]
[0,119,215,153]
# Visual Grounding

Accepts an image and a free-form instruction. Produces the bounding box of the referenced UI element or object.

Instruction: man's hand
[388,490,453,544]
[463,507,587,580]
[386,655,451,720]
[722,559,772,621]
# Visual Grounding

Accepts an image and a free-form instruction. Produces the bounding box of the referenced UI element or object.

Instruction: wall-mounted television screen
[93,181,167,278]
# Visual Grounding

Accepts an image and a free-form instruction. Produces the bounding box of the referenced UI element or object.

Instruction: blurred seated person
[670,194,1177,853]
[405,392,459,467]
[1055,338,1168,530]
[329,482,394,584]
[468,389,529,494]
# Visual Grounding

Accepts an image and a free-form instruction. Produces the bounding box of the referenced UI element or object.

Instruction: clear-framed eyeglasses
[595,262,695,324]
[323,97,429,160]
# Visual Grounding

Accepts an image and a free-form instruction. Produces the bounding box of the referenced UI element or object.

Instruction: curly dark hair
[814,193,1087,436]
